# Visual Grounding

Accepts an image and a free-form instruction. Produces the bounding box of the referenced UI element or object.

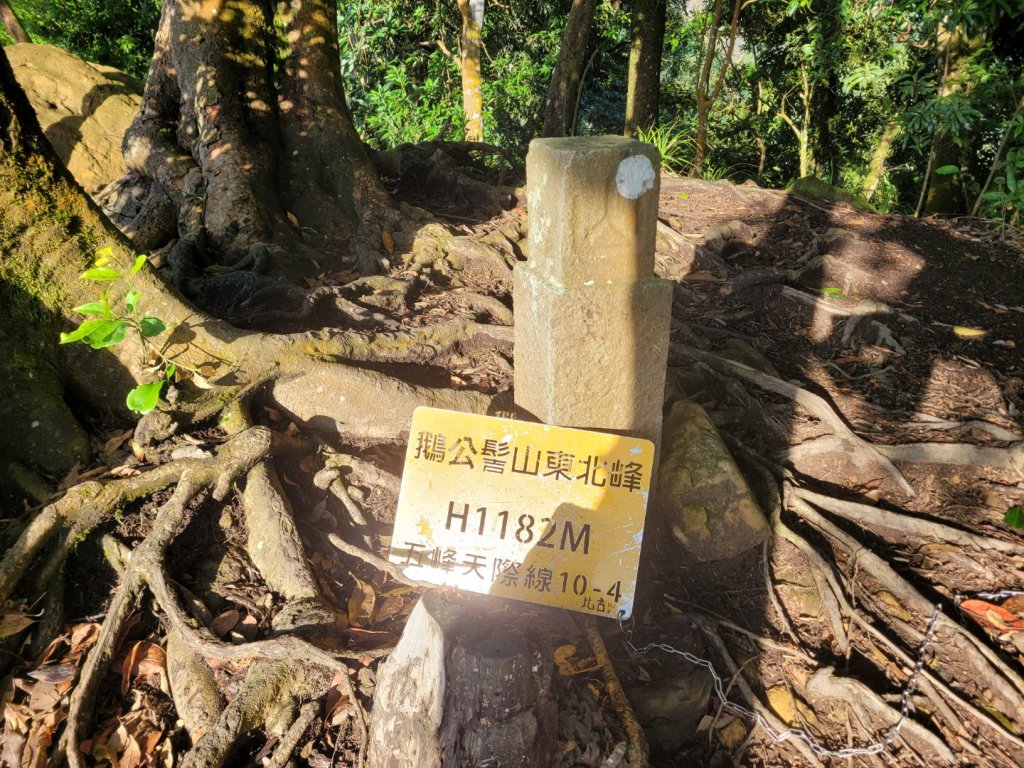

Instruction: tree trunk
[456,0,485,142]
[115,0,393,299]
[623,0,666,138]
[0,0,30,44]
[542,0,598,138]
[861,121,901,201]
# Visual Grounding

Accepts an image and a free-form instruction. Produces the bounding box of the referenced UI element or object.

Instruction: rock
[656,400,769,562]
[789,176,875,213]
[716,338,778,378]
[703,220,754,256]
[6,43,141,193]
[627,630,713,755]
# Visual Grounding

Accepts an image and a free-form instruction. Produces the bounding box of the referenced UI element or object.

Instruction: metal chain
[616,603,942,759]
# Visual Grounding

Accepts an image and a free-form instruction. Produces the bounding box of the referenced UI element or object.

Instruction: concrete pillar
[514,135,672,451]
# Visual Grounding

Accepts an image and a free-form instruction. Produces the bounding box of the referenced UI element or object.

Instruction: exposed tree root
[698,624,820,764]
[268,699,321,768]
[784,484,1024,737]
[785,433,1024,478]
[0,463,188,604]
[791,486,1024,555]
[64,428,274,767]
[804,668,956,764]
[673,344,915,495]
[585,620,649,768]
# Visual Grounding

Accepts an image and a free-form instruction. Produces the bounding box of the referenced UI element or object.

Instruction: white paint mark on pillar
[615,155,655,199]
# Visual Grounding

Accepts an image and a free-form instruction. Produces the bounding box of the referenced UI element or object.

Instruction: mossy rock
[655,400,769,562]
[788,176,876,213]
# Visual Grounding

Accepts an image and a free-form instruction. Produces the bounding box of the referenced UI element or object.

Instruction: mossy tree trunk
[921,24,981,215]
[623,0,666,139]
[861,120,901,201]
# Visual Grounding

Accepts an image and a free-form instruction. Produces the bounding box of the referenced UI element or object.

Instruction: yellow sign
[388,407,654,619]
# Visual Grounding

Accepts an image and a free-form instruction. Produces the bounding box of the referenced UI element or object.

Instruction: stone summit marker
[514,135,673,450]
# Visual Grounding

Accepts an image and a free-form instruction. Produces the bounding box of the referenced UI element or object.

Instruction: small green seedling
[60,247,170,414]
[1005,506,1024,529]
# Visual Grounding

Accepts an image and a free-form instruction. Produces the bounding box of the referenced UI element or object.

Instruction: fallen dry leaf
[953,325,987,338]
[121,641,169,695]
[69,623,101,660]
[27,663,76,686]
[553,644,599,676]
[0,611,37,638]
[103,429,134,456]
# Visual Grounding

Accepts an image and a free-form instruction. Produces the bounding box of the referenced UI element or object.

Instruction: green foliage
[338,0,565,153]
[1005,506,1024,529]
[9,0,1020,226]
[6,0,161,78]
[636,121,694,174]
[977,107,1024,229]
[59,248,169,414]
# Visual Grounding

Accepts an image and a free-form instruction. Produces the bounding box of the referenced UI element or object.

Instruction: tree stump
[368,592,558,768]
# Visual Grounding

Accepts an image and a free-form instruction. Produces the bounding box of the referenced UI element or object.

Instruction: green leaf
[124,290,141,313]
[83,320,129,349]
[935,165,960,176]
[1005,506,1024,529]
[81,267,122,282]
[820,286,846,299]
[60,318,109,344]
[94,246,115,267]
[139,317,167,337]
[165,363,177,380]
[126,381,163,414]
[130,254,148,275]
[72,301,111,317]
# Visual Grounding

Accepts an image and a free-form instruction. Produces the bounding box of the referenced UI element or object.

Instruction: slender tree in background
[0,0,30,43]
[778,61,814,178]
[624,0,666,138]
[972,93,1024,217]
[542,0,599,137]
[456,0,485,141]
[690,0,746,175]
[861,120,902,200]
